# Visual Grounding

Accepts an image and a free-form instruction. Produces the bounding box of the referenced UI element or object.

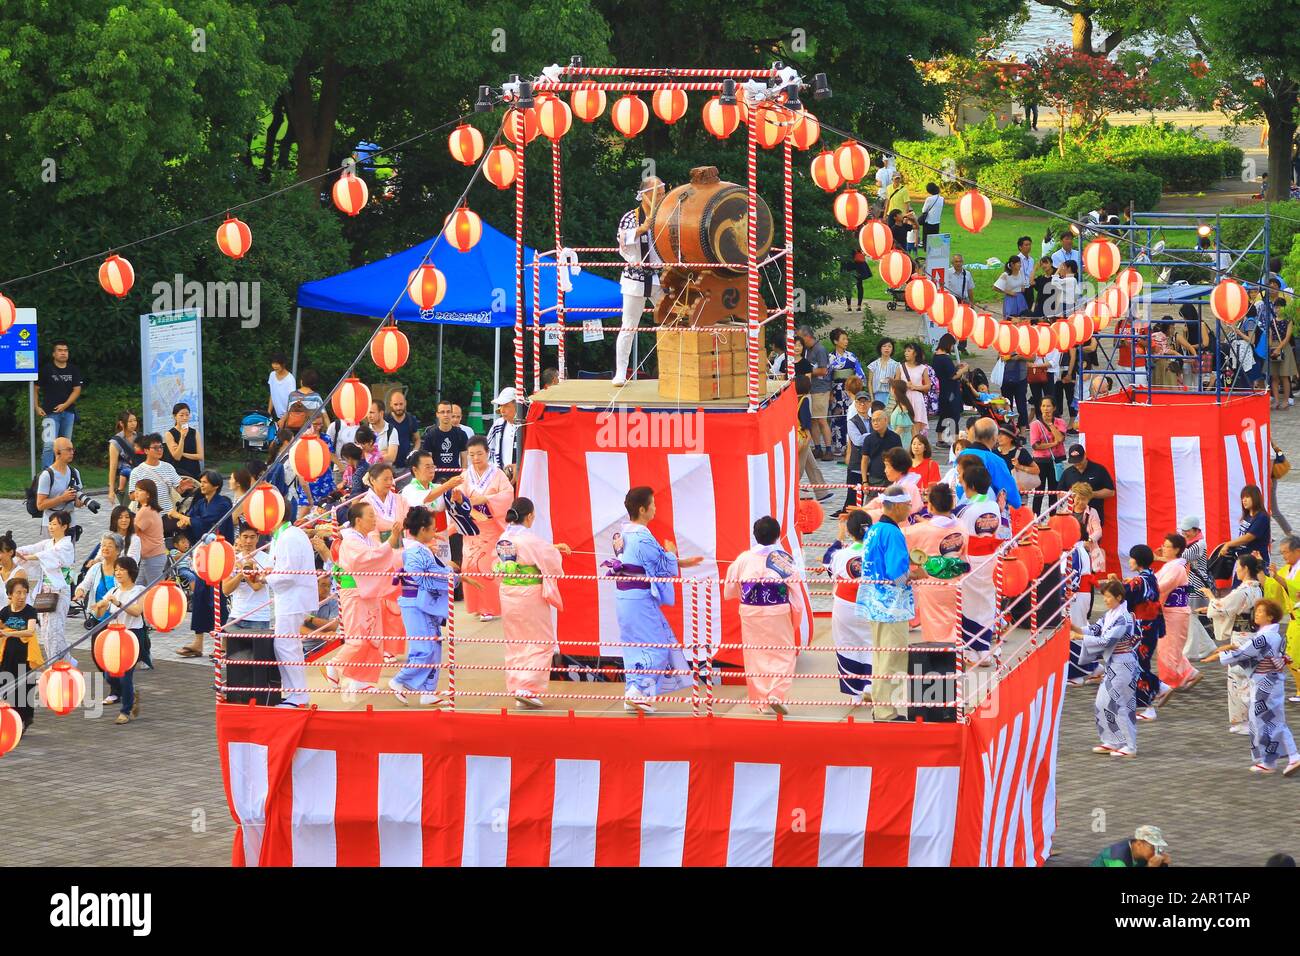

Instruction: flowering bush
[1013,44,1149,157]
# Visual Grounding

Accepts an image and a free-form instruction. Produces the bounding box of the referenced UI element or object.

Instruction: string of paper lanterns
[832,190,869,230]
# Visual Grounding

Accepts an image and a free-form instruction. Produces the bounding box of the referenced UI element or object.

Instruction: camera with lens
[75,491,101,514]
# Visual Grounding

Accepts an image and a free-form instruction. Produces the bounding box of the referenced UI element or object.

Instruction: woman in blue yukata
[1071,578,1140,758]
[827,328,865,456]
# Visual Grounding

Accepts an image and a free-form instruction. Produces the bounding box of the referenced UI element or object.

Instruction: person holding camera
[36,437,92,544]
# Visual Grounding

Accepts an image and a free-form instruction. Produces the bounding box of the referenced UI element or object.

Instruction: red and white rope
[552,137,566,381]
[783,138,795,380]
[746,101,760,411]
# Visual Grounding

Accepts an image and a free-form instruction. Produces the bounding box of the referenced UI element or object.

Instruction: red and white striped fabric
[1077,392,1271,568]
[215,628,1069,867]
[517,387,811,663]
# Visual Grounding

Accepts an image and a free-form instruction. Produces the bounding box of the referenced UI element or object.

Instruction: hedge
[1018,167,1162,213]
[1040,123,1244,191]
[892,119,1039,197]
[1217,200,1300,273]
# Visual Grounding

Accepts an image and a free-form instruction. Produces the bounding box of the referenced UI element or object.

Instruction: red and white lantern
[971,311,999,348]
[948,305,975,340]
[1101,285,1129,320]
[483,145,518,190]
[857,219,893,259]
[702,97,742,139]
[245,485,286,534]
[904,275,936,314]
[332,170,368,216]
[292,434,333,482]
[98,254,134,298]
[833,139,870,183]
[879,249,913,288]
[94,624,140,678]
[788,111,820,150]
[1210,278,1250,324]
[651,88,688,125]
[1084,298,1113,332]
[443,205,483,253]
[407,264,447,311]
[536,96,573,141]
[833,190,870,230]
[810,150,843,193]
[1115,267,1143,298]
[1068,312,1094,345]
[0,294,15,336]
[194,535,236,586]
[954,188,993,233]
[610,95,649,137]
[39,661,85,716]
[755,106,789,149]
[448,123,485,166]
[143,579,187,633]
[930,291,960,329]
[571,85,607,122]
[0,702,21,756]
[332,377,371,425]
[502,107,538,146]
[215,216,252,260]
[1083,239,1121,282]
[1051,320,1074,352]
[1033,324,1054,357]
[1016,324,1037,358]
[995,322,1016,355]
[370,325,410,374]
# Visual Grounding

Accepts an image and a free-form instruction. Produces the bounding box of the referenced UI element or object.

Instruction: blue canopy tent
[294,220,623,397]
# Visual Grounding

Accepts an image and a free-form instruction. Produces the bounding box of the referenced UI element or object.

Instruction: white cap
[492,387,518,406]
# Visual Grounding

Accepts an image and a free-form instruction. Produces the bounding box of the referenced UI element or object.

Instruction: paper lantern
[833,140,870,183]
[98,254,134,298]
[999,556,1029,597]
[0,703,21,756]
[407,264,447,311]
[904,276,936,314]
[755,106,788,149]
[995,321,1016,355]
[571,85,607,122]
[795,498,824,535]
[331,170,368,216]
[949,304,976,340]
[858,219,893,259]
[971,311,998,348]
[1015,323,1036,358]
[370,325,410,374]
[246,485,286,534]
[954,189,993,233]
[143,579,187,632]
[536,96,573,141]
[833,190,870,230]
[702,96,742,139]
[930,291,960,329]
[1083,239,1121,282]
[483,145,518,189]
[1210,279,1249,324]
[1011,505,1035,538]
[1084,298,1112,331]
[1013,544,1044,580]
[215,216,252,260]
[448,123,484,166]
[0,294,15,335]
[194,535,236,586]
[1037,527,1063,565]
[1115,267,1143,298]
[651,88,688,125]
[332,377,371,425]
[443,205,483,253]
[292,434,333,483]
[94,624,140,678]
[1033,325,1054,357]
[1068,312,1093,344]
[810,150,843,193]
[1101,285,1129,320]
[502,107,538,146]
[879,249,913,288]
[39,661,85,716]
[788,111,820,150]
[610,95,649,137]
[1051,320,1074,352]
[1050,513,1081,546]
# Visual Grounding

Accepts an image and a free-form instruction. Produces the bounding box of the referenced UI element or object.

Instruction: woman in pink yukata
[456,436,515,622]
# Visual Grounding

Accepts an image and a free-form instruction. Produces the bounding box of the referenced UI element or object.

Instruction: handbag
[33,591,59,613]
[1272,454,1290,480]
[1027,364,1049,385]
[1053,458,1068,482]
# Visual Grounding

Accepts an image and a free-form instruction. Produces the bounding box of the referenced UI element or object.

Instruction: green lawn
[853,204,1055,303]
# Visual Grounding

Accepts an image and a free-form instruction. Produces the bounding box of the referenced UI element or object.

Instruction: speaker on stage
[908,641,957,723]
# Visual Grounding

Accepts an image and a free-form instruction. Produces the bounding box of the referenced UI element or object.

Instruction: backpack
[26,465,79,519]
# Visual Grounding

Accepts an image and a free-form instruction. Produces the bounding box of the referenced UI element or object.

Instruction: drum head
[702,188,774,273]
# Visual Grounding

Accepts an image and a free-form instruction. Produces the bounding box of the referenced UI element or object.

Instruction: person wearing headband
[904,482,967,645]
[958,464,1000,667]
[855,485,916,721]
[723,516,807,716]
[613,176,667,386]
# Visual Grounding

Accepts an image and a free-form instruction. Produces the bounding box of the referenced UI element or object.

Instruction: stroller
[240,410,277,453]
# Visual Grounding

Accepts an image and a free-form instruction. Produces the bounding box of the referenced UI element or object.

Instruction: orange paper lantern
[407,264,447,311]
[483,145,518,190]
[754,106,789,149]
[810,150,843,193]
[878,249,913,288]
[1037,527,1063,564]
[1115,267,1143,298]
[858,219,893,259]
[98,254,134,298]
[331,170,368,216]
[215,216,252,260]
[502,107,538,146]
[536,96,573,140]
[448,123,485,166]
[143,579,187,632]
[0,702,21,756]
[1050,513,1082,546]
[94,624,140,678]
[999,556,1030,597]
[904,276,936,314]
[796,498,824,535]
[39,661,86,716]
[930,291,960,329]
[332,377,371,426]
[610,95,649,137]
[971,311,998,348]
[1083,239,1121,282]
[443,205,483,253]
[370,325,410,374]
[788,111,820,150]
[1067,312,1093,344]
[245,485,286,534]
[702,96,742,139]
[1210,279,1249,324]
[1101,285,1129,320]
[833,140,870,183]
[571,85,607,122]
[651,88,688,125]
[292,434,333,482]
[1015,323,1036,358]
[0,293,14,335]
[954,189,993,233]
[995,322,1016,355]
[949,304,976,339]
[194,535,236,586]
[1034,325,1054,357]
[833,190,870,230]
[1051,320,1074,352]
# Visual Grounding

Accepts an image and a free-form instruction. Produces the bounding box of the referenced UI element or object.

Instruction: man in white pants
[267,521,318,708]
[613,176,666,386]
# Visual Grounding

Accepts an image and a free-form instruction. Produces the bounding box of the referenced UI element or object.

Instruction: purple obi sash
[741,581,789,606]
[601,559,651,591]
[1164,586,1188,609]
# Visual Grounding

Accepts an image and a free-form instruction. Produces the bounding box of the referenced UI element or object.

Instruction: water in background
[995,5,1158,59]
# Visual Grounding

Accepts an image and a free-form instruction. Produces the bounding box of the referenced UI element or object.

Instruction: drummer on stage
[613,176,666,386]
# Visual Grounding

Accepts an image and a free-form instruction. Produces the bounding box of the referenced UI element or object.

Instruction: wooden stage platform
[530,376,787,409]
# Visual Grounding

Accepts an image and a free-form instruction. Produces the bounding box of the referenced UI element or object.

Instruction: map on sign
[139,309,205,441]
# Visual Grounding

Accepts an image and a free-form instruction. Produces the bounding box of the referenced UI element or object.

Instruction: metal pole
[291,307,302,379]
[436,323,444,402]
[28,381,36,478]
[494,327,501,403]
[745,100,760,411]
[513,109,526,404]
[553,138,566,381]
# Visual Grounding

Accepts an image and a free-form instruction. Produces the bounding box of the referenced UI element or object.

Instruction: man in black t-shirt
[36,340,84,469]
[385,389,421,469]
[421,400,469,479]
[861,410,903,488]
[1058,444,1115,523]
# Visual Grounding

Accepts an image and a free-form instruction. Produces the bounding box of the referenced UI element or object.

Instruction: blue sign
[0,308,39,382]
